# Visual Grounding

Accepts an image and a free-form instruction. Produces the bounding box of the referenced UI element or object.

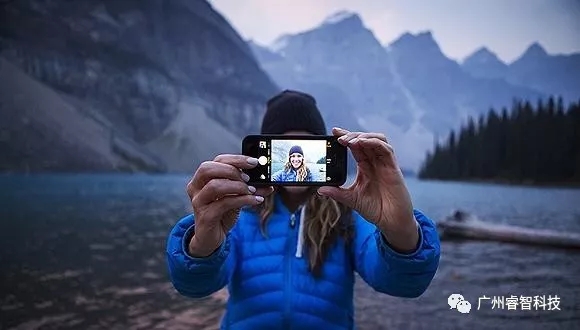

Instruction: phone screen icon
[258,156,268,165]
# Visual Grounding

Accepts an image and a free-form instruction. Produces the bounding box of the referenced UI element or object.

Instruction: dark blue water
[1,174,579,330]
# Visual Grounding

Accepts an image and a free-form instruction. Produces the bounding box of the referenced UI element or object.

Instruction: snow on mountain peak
[269,34,291,53]
[322,10,359,25]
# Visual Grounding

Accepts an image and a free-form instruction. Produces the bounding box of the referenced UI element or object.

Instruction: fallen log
[437,210,580,249]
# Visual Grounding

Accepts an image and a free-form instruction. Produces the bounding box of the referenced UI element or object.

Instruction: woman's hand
[318,127,419,253]
[187,154,274,257]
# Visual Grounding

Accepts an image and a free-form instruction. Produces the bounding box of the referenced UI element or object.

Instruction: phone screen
[242,135,347,186]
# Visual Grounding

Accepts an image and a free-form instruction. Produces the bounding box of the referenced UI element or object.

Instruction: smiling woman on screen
[272,145,313,182]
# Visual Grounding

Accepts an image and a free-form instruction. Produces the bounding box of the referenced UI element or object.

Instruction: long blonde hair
[284,159,309,181]
[254,190,354,277]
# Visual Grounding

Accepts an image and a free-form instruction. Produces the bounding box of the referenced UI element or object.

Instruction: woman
[272,145,313,182]
[166,90,441,329]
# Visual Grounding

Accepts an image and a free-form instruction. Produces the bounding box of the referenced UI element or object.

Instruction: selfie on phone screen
[271,141,324,182]
[241,135,347,186]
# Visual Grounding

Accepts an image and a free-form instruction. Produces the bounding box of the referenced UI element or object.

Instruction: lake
[0,174,579,330]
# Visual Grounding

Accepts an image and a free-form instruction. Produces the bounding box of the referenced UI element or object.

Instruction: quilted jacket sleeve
[165,214,236,298]
[352,209,441,298]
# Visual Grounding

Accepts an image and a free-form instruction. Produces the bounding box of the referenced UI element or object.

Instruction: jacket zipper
[283,212,297,330]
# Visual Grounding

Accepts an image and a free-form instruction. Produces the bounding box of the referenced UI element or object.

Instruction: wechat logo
[448,293,472,314]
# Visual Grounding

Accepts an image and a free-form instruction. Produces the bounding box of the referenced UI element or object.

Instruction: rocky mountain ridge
[463,42,580,103]
[0,0,279,172]
[250,11,579,170]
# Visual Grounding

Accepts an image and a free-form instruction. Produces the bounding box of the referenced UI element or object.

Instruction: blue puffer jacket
[166,194,441,329]
[272,167,313,182]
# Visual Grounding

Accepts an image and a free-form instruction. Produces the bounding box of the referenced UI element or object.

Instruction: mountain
[507,43,580,102]
[252,12,547,170]
[462,47,508,80]
[266,11,413,130]
[253,12,433,169]
[249,41,363,132]
[0,57,165,173]
[0,0,279,173]
[386,31,543,134]
[462,43,580,102]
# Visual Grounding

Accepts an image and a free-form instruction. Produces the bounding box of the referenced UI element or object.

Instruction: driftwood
[437,210,580,249]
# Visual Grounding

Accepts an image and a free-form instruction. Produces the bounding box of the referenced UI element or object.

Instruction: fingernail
[255,195,264,203]
[241,173,250,182]
[248,186,256,193]
[247,157,258,165]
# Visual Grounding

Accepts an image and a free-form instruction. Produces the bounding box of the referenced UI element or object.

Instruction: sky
[209,0,580,63]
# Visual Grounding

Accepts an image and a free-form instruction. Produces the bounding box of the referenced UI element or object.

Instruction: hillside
[0,57,164,172]
[0,0,279,172]
[387,31,543,135]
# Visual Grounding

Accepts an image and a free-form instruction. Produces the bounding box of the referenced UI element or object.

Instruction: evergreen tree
[418,97,580,186]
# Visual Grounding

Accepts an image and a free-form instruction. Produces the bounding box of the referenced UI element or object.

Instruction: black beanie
[261,90,327,135]
[289,145,304,156]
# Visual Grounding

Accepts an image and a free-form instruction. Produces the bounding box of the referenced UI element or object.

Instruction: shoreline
[418,177,580,189]
[2,172,580,190]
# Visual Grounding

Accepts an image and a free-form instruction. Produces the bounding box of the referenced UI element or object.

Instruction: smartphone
[241,135,348,186]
